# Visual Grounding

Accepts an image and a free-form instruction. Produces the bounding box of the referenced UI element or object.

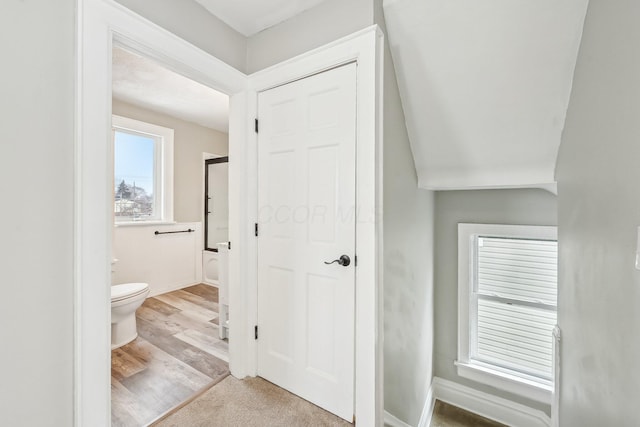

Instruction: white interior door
[257,63,357,422]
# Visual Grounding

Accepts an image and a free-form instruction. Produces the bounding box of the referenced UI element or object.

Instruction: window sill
[115,221,176,227]
[455,361,552,404]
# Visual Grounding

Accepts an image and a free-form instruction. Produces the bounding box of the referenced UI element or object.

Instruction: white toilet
[111,282,150,349]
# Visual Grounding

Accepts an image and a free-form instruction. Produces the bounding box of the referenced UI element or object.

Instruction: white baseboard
[384,411,413,427]
[417,385,435,427]
[149,281,201,298]
[201,280,219,288]
[432,377,551,427]
[384,384,434,427]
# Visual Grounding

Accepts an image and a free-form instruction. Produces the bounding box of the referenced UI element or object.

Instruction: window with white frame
[112,115,174,223]
[457,223,557,404]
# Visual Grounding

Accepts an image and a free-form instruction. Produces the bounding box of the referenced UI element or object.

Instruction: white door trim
[75,1,246,425]
[245,26,385,426]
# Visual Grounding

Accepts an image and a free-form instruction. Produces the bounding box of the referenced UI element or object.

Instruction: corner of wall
[113,0,248,72]
[384,381,435,427]
[245,0,374,73]
[382,6,435,422]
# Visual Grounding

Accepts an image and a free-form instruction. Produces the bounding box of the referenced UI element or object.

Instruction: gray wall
[246,0,373,73]
[114,0,247,72]
[556,0,640,424]
[112,100,229,223]
[434,189,557,415]
[375,5,435,427]
[0,0,75,425]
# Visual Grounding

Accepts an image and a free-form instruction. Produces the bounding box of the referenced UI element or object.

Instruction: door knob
[324,255,351,267]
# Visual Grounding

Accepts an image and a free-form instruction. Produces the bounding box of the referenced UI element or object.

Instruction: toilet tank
[202,250,219,285]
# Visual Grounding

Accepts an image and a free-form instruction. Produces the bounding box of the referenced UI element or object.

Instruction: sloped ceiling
[112,47,229,133]
[192,0,330,36]
[383,0,589,191]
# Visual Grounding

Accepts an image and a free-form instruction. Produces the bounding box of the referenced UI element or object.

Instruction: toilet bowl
[111,282,149,349]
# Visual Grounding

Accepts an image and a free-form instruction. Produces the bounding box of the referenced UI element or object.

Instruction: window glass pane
[477,237,557,306]
[476,298,556,380]
[114,130,156,221]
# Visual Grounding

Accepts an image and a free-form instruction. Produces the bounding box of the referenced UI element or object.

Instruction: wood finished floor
[111,284,229,427]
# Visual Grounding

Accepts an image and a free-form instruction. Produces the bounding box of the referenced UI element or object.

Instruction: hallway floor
[430,401,507,427]
[111,285,504,427]
[111,284,229,426]
[153,376,352,427]
[153,385,506,427]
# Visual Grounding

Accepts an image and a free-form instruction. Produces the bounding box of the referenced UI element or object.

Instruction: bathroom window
[457,223,557,404]
[112,115,174,223]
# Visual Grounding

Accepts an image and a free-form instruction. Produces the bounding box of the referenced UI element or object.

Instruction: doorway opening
[110,44,232,425]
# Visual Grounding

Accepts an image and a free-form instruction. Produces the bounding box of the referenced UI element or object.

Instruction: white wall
[434,189,557,415]
[113,223,203,296]
[556,1,640,424]
[0,1,74,425]
[114,0,247,72]
[112,100,228,223]
[245,0,374,73]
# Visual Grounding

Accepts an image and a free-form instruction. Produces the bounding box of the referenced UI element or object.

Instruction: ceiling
[383,0,589,191]
[112,47,229,133]
[192,0,330,36]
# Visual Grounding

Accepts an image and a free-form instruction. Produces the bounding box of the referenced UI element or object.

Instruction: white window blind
[474,236,557,381]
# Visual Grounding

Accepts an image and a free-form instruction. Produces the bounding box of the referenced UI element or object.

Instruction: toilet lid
[111,282,149,302]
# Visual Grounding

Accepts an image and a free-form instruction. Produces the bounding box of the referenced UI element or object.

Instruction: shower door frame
[204,156,229,252]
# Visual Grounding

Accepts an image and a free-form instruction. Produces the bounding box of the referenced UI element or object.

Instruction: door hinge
[254,325,259,340]
[254,118,259,133]
[255,223,259,237]
[228,241,231,250]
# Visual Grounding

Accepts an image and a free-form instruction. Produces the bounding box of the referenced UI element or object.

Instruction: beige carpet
[152,376,352,427]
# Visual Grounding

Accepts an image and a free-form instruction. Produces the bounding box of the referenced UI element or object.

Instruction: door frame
[75,1,247,425]
[245,27,385,426]
[76,0,383,424]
